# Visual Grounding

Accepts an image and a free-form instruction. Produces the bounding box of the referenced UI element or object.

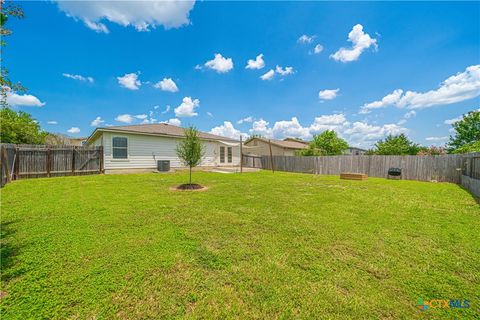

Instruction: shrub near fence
[1,144,104,187]
[245,154,475,184]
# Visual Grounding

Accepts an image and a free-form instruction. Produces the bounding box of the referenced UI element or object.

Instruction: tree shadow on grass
[1,220,24,284]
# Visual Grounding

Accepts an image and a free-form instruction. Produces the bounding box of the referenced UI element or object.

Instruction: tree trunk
[189,166,192,185]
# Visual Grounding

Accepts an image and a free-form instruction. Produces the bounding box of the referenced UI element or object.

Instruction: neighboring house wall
[244,140,296,156]
[344,147,366,156]
[91,132,240,170]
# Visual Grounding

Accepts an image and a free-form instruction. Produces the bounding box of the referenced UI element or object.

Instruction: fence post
[99,146,104,174]
[268,139,275,173]
[2,146,11,183]
[14,147,19,180]
[71,147,76,175]
[240,135,243,174]
[46,148,51,177]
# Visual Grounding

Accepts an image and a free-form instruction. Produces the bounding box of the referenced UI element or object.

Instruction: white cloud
[62,73,94,83]
[318,89,340,101]
[5,89,45,107]
[174,96,200,117]
[203,53,234,73]
[444,116,462,125]
[207,112,213,117]
[237,116,255,124]
[162,105,171,114]
[162,118,181,126]
[330,24,377,63]
[247,114,407,148]
[245,54,265,70]
[312,44,324,55]
[90,116,104,127]
[154,78,178,92]
[115,114,135,123]
[425,136,448,141]
[275,65,294,76]
[360,89,403,113]
[271,117,311,140]
[47,121,58,125]
[298,34,315,44]
[67,127,80,134]
[260,69,275,81]
[134,114,148,120]
[55,1,195,33]
[117,72,141,90]
[209,121,245,139]
[361,65,480,113]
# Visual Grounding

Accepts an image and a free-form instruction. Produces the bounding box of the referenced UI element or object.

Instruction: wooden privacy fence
[245,154,474,184]
[1,144,104,187]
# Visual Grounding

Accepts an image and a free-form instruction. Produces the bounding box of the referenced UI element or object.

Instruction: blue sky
[5,1,480,148]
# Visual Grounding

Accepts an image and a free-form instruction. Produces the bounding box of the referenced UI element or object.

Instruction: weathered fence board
[1,144,104,187]
[244,153,479,184]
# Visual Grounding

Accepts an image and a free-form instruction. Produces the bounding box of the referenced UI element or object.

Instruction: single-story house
[344,147,367,156]
[243,137,309,156]
[86,124,240,173]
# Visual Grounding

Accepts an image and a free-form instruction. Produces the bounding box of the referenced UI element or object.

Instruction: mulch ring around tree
[169,184,209,192]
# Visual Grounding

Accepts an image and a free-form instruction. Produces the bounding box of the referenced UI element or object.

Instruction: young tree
[372,134,422,155]
[176,126,205,185]
[0,107,47,144]
[299,130,348,156]
[447,110,480,153]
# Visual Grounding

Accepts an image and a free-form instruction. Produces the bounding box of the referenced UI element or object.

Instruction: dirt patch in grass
[170,184,208,192]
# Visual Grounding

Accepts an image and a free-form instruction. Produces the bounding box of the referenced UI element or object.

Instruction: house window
[227,147,232,163]
[220,146,225,163]
[112,137,128,159]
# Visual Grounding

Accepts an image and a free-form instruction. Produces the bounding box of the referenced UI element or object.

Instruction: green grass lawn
[1,171,479,319]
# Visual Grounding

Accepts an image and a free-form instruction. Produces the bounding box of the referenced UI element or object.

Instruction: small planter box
[340,172,368,181]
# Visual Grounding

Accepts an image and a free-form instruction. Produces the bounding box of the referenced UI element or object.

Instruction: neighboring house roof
[347,147,367,152]
[245,137,309,150]
[86,124,238,144]
[283,137,310,145]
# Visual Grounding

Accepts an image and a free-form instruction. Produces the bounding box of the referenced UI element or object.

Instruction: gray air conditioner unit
[157,160,170,172]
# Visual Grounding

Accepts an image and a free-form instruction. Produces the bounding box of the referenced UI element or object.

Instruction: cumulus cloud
[237,116,255,124]
[330,24,377,63]
[117,72,141,90]
[298,34,315,44]
[134,114,148,120]
[260,69,275,81]
[209,121,245,139]
[247,114,407,148]
[67,127,80,134]
[275,65,294,76]
[161,118,181,126]
[47,121,58,125]
[90,116,104,126]
[361,65,480,113]
[115,114,135,123]
[202,53,234,73]
[174,96,200,117]
[154,78,178,92]
[55,1,196,33]
[246,54,265,70]
[311,44,324,55]
[63,73,94,83]
[5,89,45,107]
[318,89,340,101]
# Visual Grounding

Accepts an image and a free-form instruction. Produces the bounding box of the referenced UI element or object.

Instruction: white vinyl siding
[96,132,240,170]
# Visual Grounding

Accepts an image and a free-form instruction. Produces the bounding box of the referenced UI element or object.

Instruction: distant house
[344,147,367,156]
[243,137,309,156]
[86,124,240,173]
[45,134,87,146]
